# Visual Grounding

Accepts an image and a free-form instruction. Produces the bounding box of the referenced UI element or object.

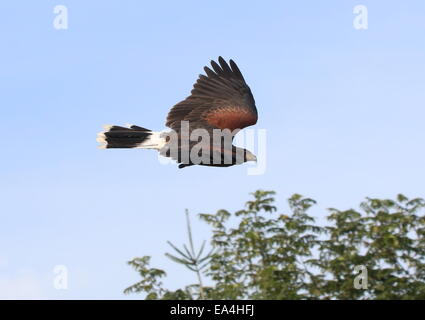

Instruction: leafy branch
[165,210,214,299]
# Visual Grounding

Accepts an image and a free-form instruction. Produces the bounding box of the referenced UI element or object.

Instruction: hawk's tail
[96,125,165,150]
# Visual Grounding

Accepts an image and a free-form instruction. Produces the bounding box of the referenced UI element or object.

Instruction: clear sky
[0,0,424,299]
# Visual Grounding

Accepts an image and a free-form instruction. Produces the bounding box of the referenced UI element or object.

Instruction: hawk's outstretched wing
[165,57,258,133]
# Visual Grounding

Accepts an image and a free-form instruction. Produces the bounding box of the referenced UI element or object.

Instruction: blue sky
[0,0,424,299]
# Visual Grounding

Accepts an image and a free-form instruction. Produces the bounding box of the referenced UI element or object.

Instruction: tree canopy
[124,190,425,300]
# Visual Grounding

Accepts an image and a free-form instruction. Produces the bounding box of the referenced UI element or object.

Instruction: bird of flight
[97,57,258,168]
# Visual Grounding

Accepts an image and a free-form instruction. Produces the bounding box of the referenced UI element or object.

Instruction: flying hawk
[97,57,258,168]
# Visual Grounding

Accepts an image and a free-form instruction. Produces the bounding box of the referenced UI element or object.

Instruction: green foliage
[165,210,214,299]
[123,256,166,299]
[315,194,425,299]
[124,191,425,300]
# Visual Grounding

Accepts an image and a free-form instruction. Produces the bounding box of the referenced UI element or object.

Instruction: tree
[124,190,425,299]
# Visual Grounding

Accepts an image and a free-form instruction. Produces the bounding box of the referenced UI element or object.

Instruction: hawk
[97,57,258,168]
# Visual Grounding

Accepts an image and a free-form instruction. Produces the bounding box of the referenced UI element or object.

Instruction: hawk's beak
[247,153,257,162]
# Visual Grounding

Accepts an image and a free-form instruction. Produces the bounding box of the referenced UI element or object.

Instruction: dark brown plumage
[97,57,259,168]
[166,56,258,134]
